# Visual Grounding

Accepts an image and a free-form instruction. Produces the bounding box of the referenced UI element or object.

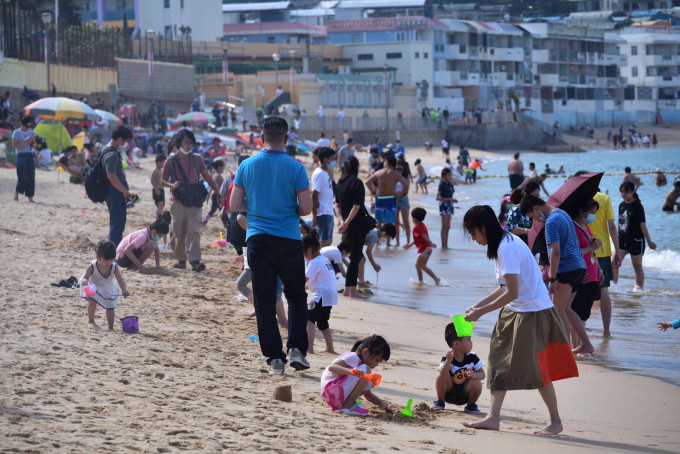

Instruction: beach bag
[83,147,117,203]
[226,212,247,248]
[354,206,377,236]
[169,153,208,208]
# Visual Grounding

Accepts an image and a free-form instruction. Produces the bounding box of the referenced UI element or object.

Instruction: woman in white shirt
[461,205,578,436]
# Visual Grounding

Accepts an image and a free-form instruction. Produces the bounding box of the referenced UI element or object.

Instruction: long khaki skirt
[488,307,579,390]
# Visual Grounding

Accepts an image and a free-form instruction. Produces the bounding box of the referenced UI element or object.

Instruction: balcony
[532,49,549,63]
[601,53,627,66]
[449,44,468,59]
[437,70,479,86]
[495,47,524,62]
[539,73,560,85]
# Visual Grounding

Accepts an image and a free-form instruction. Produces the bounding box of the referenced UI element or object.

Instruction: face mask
[585,214,596,224]
[179,148,191,155]
[152,236,161,242]
[328,160,336,169]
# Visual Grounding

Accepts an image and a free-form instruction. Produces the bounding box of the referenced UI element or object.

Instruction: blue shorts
[397,195,410,210]
[317,215,334,242]
[375,196,397,223]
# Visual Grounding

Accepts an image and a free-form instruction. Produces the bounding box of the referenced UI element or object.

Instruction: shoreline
[1,149,679,452]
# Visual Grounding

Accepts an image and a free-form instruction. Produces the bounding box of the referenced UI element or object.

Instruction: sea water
[366,145,680,386]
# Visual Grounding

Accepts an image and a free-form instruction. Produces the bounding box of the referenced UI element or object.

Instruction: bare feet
[13,193,18,201]
[603,332,612,339]
[307,349,315,355]
[89,322,100,330]
[572,343,594,355]
[28,197,34,203]
[534,421,563,436]
[434,277,442,286]
[463,417,500,431]
[348,291,369,300]
[323,349,338,354]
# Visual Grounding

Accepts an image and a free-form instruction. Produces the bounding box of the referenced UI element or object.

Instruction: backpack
[84,147,117,203]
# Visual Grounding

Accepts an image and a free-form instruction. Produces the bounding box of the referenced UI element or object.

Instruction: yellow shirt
[591,192,614,257]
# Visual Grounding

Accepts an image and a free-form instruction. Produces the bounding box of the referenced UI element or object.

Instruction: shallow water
[361,146,680,386]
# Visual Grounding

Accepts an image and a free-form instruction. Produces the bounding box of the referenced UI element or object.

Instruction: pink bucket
[120,316,139,333]
[83,284,97,297]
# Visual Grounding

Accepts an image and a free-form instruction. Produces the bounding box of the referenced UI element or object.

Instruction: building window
[164,25,172,39]
[357,54,373,61]
[631,46,637,55]
[632,67,638,77]
[396,32,406,42]
[424,52,428,58]
[351,34,360,44]
[386,52,402,59]
[415,52,420,58]
[266,36,275,43]
[164,0,170,8]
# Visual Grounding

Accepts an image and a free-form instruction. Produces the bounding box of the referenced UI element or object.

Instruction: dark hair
[64,145,77,154]
[346,137,354,144]
[211,160,225,170]
[21,115,34,127]
[317,146,336,161]
[149,219,170,235]
[385,154,397,168]
[379,223,396,239]
[302,230,320,252]
[83,142,94,152]
[523,180,540,196]
[624,166,631,173]
[111,125,133,141]
[155,154,167,164]
[299,219,312,235]
[519,195,546,216]
[337,237,351,253]
[351,335,391,362]
[261,117,289,144]
[529,162,535,169]
[174,129,196,149]
[509,187,523,205]
[573,170,589,177]
[160,210,172,224]
[414,159,421,165]
[95,240,116,260]
[441,167,452,179]
[619,181,639,200]
[574,198,599,218]
[463,205,512,260]
[513,152,520,159]
[498,198,511,224]
[338,155,359,184]
[674,180,680,189]
[445,322,462,346]
[411,207,426,222]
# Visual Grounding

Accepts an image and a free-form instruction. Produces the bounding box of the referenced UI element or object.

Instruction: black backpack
[84,147,117,203]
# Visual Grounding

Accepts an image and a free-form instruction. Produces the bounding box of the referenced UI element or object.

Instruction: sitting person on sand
[58,145,87,184]
[80,240,129,330]
[662,180,680,212]
[115,219,169,273]
[304,230,338,355]
[320,335,393,416]
[432,322,485,413]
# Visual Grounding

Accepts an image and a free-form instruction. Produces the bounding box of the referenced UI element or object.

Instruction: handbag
[170,153,208,208]
[354,206,377,235]
[226,212,247,248]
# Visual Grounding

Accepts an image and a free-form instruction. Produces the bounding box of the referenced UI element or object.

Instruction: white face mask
[179,148,191,155]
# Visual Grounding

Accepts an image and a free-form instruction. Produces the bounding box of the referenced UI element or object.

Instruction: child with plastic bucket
[80,240,129,330]
[320,335,393,416]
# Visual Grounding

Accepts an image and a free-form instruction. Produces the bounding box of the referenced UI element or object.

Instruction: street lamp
[272,53,280,95]
[288,50,296,104]
[40,10,54,96]
[146,29,155,116]
[383,63,389,133]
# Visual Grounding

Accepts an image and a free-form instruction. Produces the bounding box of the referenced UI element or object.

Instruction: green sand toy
[400,398,414,417]
[452,315,474,337]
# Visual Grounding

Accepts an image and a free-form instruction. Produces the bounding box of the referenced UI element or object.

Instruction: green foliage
[15,0,82,26]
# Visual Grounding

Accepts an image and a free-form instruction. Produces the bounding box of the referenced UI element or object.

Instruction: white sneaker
[269,359,285,375]
[633,285,643,293]
[288,348,310,371]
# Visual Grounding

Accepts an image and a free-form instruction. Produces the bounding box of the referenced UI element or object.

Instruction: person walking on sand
[230,117,312,375]
[462,205,578,435]
[364,154,408,233]
[103,125,133,246]
[508,152,524,190]
[12,116,37,203]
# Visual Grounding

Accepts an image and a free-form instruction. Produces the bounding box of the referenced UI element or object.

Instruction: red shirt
[413,223,430,253]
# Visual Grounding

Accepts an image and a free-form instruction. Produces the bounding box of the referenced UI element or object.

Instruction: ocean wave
[644,249,680,274]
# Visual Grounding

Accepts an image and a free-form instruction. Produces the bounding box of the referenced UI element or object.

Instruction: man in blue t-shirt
[230,117,313,375]
[520,195,594,355]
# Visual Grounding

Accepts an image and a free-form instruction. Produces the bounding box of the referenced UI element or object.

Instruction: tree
[14,0,82,27]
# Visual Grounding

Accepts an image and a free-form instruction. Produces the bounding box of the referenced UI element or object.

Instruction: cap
[655,167,662,172]
[386,143,394,149]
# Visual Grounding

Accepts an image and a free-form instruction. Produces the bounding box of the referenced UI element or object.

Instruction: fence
[0,3,192,69]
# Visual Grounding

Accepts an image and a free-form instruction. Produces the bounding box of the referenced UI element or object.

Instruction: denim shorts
[397,195,410,210]
[317,215,334,242]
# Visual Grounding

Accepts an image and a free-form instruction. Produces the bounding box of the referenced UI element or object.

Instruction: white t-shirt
[442,139,449,148]
[311,167,334,216]
[495,234,553,313]
[305,255,337,307]
[317,138,331,148]
[321,246,342,265]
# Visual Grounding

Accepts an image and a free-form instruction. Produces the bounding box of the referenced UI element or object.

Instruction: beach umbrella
[528,172,604,253]
[34,121,72,154]
[95,109,123,128]
[173,112,216,125]
[216,126,237,134]
[24,97,100,122]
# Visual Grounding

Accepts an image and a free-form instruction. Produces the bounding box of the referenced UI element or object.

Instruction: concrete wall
[445,123,550,151]
[117,58,195,112]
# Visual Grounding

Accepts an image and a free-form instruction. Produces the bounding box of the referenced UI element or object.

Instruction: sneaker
[269,359,285,375]
[431,399,445,410]
[288,348,310,371]
[341,403,369,416]
[464,403,481,413]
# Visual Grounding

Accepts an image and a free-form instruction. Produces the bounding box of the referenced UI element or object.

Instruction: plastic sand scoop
[349,369,382,387]
[452,315,474,337]
[400,398,414,417]
[211,231,229,248]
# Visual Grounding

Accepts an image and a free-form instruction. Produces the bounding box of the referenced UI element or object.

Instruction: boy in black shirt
[432,322,485,412]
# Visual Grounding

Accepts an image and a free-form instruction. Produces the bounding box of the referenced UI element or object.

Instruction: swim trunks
[417,173,427,183]
[375,195,397,223]
[662,205,675,212]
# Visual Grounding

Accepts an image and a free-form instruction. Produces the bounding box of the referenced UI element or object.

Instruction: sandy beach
[1,145,679,454]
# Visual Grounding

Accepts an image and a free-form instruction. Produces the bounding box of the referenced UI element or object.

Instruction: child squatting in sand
[320,335,393,416]
[431,322,485,413]
[80,240,129,330]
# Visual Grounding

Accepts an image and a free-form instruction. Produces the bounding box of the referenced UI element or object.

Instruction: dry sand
[1,148,679,453]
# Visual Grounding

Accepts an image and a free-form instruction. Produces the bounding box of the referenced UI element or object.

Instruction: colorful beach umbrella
[173,112,216,125]
[34,121,72,153]
[95,109,123,128]
[24,97,100,122]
